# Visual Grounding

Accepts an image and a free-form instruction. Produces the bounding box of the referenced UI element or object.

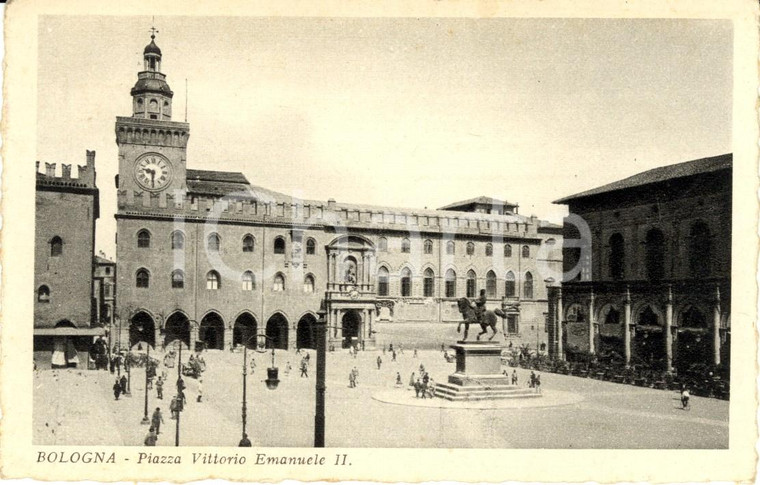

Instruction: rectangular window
[507,315,518,335]
[378,279,389,297]
[423,278,434,297]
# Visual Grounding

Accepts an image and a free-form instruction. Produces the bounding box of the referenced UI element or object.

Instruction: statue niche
[343,257,358,285]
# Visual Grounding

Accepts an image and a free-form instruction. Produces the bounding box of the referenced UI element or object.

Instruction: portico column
[713,285,721,366]
[623,287,631,367]
[357,255,364,285]
[588,290,596,355]
[556,288,564,360]
[664,285,673,373]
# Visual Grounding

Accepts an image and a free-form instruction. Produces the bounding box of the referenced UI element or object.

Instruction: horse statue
[456,297,501,341]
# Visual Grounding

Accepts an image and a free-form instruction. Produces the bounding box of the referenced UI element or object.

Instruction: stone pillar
[557,288,564,360]
[664,285,673,373]
[713,285,721,366]
[361,309,368,339]
[357,255,364,285]
[588,290,596,355]
[623,287,631,367]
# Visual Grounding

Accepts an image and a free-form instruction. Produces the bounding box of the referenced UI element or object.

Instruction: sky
[36,16,732,258]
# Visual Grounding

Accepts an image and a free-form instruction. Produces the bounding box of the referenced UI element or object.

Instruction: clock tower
[116,32,189,196]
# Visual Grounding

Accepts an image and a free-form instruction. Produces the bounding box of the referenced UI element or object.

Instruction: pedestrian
[382,345,386,355]
[681,385,690,410]
[414,378,422,398]
[395,372,402,387]
[511,369,518,386]
[389,343,394,353]
[239,433,252,447]
[151,407,164,435]
[413,347,418,358]
[535,374,542,393]
[409,372,416,388]
[300,360,308,378]
[348,371,355,388]
[427,378,436,398]
[392,350,397,362]
[285,361,292,376]
[352,366,359,385]
[376,355,382,370]
[419,363,425,375]
[530,371,536,388]
[353,345,358,358]
[170,396,179,419]
[156,376,164,399]
[119,374,128,395]
[196,379,203,402]
[399,343,404,355]
[177,376,186,393]
[113,378,122,400]
[250,357,256,374]
[109,354,115,374]
[144,426,158,446]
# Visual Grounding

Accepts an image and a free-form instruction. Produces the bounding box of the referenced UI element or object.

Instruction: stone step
[434,383,542,401]
[435,382,523,392]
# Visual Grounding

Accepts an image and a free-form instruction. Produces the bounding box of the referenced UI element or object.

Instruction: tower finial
[150,17,158,40]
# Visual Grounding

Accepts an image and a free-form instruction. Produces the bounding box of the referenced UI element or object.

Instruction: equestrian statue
[456,289,504,341]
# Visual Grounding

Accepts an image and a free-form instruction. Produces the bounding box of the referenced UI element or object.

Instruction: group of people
[412,370,435,398]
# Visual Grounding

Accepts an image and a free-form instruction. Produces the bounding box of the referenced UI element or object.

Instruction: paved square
[34,348,728,448]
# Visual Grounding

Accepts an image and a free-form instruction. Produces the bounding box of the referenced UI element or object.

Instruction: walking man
[511,369,518,386]
[156,376,164,399]
[376,355,382,370]
[119,374,128,395]
[151,407,164,435]
[392,350,397,362]
[113,378,122,400]
[300,360,308,378]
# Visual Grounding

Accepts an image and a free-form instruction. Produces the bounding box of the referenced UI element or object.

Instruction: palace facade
[114,35,563,352]
[549,154,731,373]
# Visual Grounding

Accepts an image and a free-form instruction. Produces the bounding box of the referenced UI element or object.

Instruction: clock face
[134,154,172,191]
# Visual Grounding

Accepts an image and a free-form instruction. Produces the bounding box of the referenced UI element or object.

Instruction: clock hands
[144,168,156,187]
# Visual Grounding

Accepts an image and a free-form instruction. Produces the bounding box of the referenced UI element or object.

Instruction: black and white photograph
[1,1,757,483]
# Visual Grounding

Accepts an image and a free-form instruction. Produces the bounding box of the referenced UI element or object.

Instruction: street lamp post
[241,334,280,446]
[314,303,327,448]
[175,340,182,447]
[141,343,151,424]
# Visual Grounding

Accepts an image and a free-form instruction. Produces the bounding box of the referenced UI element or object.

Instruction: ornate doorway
[341,310,362,348]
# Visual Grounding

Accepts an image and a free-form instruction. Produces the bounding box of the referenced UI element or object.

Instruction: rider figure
[474,289,487,323]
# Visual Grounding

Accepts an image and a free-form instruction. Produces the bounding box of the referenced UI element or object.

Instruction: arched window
[306,238,316,255]
[171,270,184,289]
[423,268,435,297]
[171,231,184,250]
[273,273,285,292]
[37,285,50,302]
[689,221,711,278]
[504,244,512,257]
[242,234,255,252]
[446,241,455,255]
[378,237,388,252]
[681,306,706,328]
[377,267,390,296]
[304,274,315,293]
[136,268,150,288]
[242,271,255,291]
[522,245,530,258]
[486,270,497,297]
[609,233,625,280]
[466,242,475,256]
[424,239,433,255]
[207,233,220,252]
[137,230,151,248]
[523,272,534,299]
[50,236,63,257]
[445,269,457,297]
[400,268,412,297]
[485,243,493,257]
[401,238,411,253]
[274,236,286,254]
[466,270,477,298]
[206,270,220,290]
[505,271,516,297]
[645,228,665,281]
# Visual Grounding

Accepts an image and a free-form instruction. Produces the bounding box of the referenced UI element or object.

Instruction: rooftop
[438,196,519,211]
[554,153,732,204]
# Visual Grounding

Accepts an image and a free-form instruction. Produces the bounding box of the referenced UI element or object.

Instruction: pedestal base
[434,342,541,401]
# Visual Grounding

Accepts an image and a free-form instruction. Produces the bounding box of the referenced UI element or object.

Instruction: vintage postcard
[1,0,758,483]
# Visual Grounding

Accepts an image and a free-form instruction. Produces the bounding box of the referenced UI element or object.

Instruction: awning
[34,327,105,337]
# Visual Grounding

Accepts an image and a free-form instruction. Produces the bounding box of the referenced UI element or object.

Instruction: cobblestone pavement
[33,349,728,448]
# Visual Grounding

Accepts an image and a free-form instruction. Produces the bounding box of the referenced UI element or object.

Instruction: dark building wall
[34,189,97,328]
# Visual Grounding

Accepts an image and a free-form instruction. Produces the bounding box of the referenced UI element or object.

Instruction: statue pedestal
[435,342,541,401]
